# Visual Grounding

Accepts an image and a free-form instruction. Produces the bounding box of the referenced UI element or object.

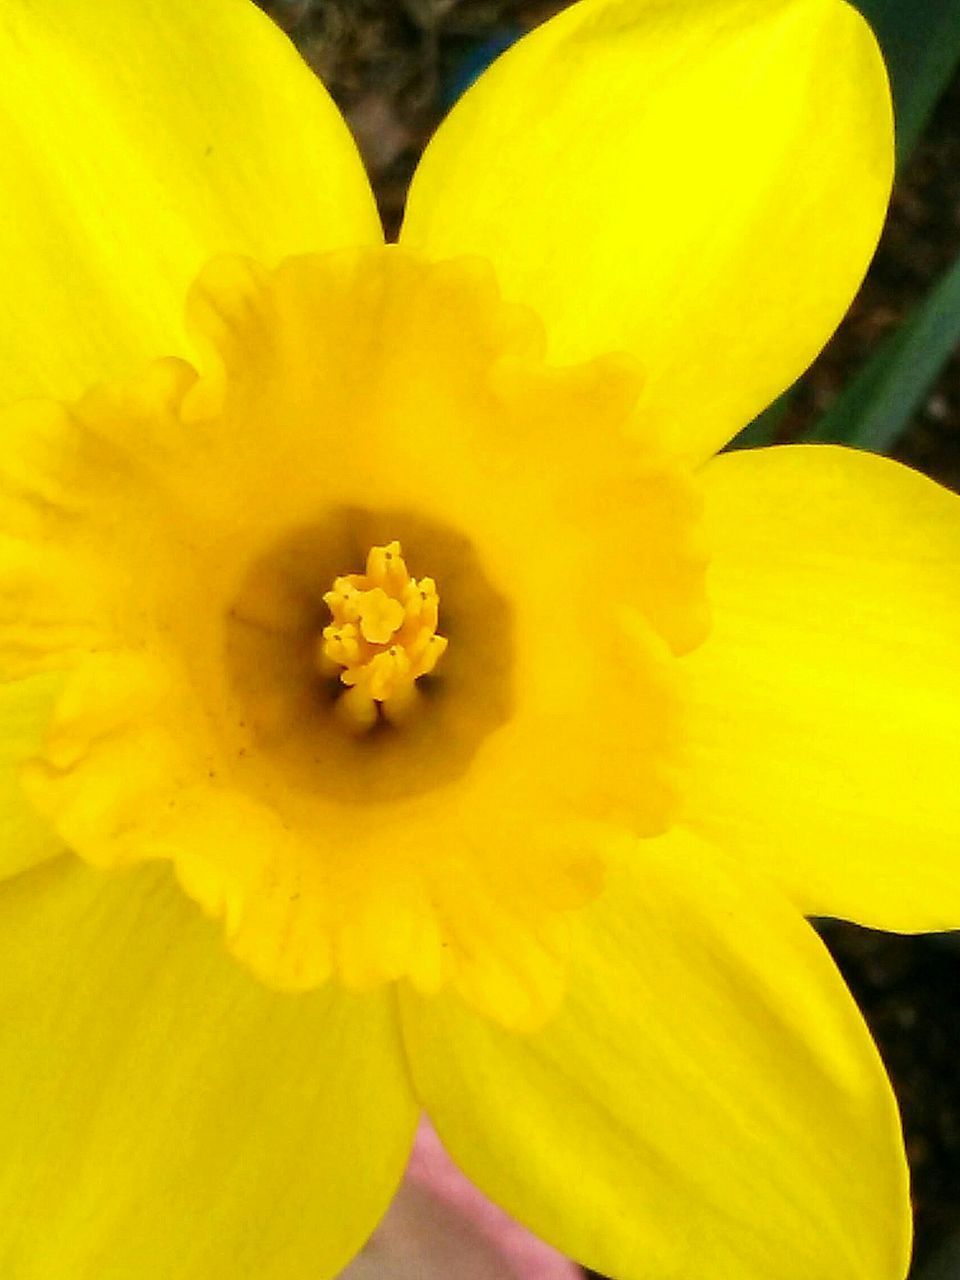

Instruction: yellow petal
[682,444,960,931]
[0,855,418,1279]
[402,831,910,1280]
[401,0,892,463]
[0,0,380,407]
[0,674,64,881]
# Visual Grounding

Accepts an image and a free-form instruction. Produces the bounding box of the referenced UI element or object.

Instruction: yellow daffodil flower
[0,1,956,1277]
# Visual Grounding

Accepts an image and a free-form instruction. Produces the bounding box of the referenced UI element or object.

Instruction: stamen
[320,541,448,730]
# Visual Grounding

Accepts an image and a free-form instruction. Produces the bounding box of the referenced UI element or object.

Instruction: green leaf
[726,393,790,451]
[808,247,960,452]
[854,0,960,163]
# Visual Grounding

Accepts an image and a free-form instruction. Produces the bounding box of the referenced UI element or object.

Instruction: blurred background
[256,3,960,1276]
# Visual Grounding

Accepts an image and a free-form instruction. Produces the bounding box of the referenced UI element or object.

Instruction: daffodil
[1,1,957,1277]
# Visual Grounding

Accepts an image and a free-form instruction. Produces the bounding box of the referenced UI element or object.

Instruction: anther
[320,540,447,731]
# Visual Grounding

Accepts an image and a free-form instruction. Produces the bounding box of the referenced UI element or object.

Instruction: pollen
[320,541,448,730]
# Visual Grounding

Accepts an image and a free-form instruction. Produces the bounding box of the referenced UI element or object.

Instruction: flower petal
[400,0,892,463]
[0,674,64,880]
[0,855,418,1279]
[401,831,910,1280]
[0,0,380,407]
[682,443,960,932]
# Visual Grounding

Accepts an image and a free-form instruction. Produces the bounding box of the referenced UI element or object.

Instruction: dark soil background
[258,2,960,1274]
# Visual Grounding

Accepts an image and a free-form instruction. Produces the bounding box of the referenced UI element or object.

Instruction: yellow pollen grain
[320,540,447,730]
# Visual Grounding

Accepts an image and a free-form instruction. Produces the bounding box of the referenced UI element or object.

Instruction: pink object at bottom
[340,1117,582,1280]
